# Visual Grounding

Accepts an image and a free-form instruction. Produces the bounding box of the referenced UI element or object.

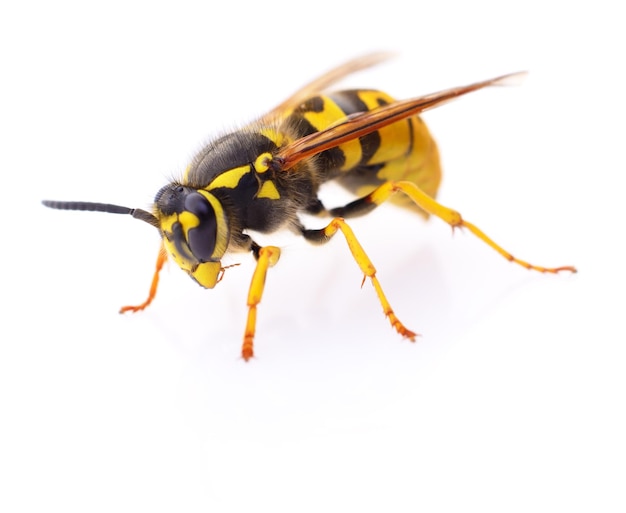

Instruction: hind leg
[328,180,576,274]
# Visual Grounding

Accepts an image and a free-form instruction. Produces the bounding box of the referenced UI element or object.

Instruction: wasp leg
[242,245,281,361]
[305,198,326,215]
[120,242,168,313]
[331,180,577,274]
[301,218,417,341]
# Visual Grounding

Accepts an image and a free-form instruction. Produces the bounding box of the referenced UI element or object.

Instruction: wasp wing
[274,71,527,171]
[258,52,394,124]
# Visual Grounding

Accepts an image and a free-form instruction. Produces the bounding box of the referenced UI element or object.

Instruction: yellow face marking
[158,191,229,269]
[207,164,250,190]
[159,211,200,249]
[159,213,178,234]
[161,234,221,289]
[257,180,280,200]
[179,210,200,240]
[159,213,193,268]
[191,261,221,289]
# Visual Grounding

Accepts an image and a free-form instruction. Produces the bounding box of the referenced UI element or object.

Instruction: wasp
[43,53,576,360]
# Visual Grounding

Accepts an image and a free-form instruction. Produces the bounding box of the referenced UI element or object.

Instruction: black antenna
[42,200,160,229]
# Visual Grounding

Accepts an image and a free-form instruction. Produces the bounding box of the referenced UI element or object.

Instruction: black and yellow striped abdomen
[283,90,442,214]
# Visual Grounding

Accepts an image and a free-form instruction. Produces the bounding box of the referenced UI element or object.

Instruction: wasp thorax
[155,184,230,289]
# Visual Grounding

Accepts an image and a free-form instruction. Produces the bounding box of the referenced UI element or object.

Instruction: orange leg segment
[368,181,577,274]
[120,242,168,314]
[242,246,281,361]
[303,218,417,341]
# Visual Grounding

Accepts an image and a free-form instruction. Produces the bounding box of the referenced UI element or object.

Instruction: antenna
[42,200,160,229]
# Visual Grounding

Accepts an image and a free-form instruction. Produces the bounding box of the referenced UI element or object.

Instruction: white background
[1,1,624,511]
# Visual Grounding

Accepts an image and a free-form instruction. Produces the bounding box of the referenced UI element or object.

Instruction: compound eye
[184,192,217,262]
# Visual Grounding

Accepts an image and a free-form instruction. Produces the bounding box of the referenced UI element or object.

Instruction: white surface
[1,1,623,511]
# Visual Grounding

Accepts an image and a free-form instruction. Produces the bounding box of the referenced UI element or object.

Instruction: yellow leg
[242,246,281,361]
[120,243,168,314]
[304,218,417,341]
[368,181,577,274]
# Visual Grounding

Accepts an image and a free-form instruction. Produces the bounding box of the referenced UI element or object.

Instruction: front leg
[242,245,281,361]
[119,242,168,314]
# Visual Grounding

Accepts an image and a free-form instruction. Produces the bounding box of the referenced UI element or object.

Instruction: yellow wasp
[43,53,576,360]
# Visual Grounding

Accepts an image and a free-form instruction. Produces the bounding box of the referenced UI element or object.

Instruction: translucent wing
[273,71,527,171]
[258,52,394,123]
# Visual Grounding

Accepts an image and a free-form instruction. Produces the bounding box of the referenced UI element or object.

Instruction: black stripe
[328,91,381,168]
[328,90,368,115]
[285,103,346,175]
[406,116,415,157]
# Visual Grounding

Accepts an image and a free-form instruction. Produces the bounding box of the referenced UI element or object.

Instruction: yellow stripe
[198,190,229,258]
[258,127,285,147]
[207,164,250,190]
[179,211,200,240]
[257,180,280,200]
[183,163,192,181]
[159,213,178,233]
[357,91,412,165]
[304,96,362,171]
[356,90,394,111]
[254,152,272,173]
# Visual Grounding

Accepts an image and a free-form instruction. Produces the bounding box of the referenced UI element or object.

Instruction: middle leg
[301,218,417,341]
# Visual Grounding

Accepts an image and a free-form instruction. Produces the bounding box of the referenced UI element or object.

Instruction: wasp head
[154,184,230,289]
